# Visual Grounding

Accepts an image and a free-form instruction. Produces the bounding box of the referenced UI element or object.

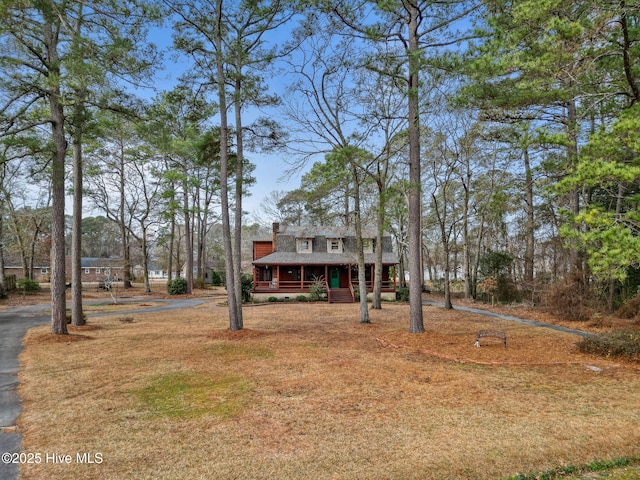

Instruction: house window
[297,238,312,253]
[96,268,101,274]
[362,238,374,254]
[327,238,343,253]
[85,268,90,274]
[40,268,48,275]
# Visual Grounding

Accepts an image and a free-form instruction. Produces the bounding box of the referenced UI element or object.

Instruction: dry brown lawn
[16,295,640,480]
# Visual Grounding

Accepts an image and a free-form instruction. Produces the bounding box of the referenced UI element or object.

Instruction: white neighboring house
[133,264,167,280]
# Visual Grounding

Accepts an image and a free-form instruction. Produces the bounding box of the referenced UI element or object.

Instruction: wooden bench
[474,329,507,348]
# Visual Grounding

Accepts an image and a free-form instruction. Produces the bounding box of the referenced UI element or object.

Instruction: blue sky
[141,23,308,222]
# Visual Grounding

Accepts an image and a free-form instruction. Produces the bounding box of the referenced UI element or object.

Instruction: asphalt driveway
[0,305,50,480]
[422,299,594,337]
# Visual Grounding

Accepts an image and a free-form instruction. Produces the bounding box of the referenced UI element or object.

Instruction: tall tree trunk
[608,183,625,311]
[119,229,131,286]
[371,180,385,309]
[523,145,535,290]
[167,176,176,281]
[233,77,244,325]
[371,152,390,310]
[397,217,407,288]
[28,219,42,281]
[0,210,7,299]
[566,98,582,275]
[343,182,351,227]
[462,163,472,299]
[452,224,459,281]
[70,3,86,326]
[352,161,370,324]
[71,119,85,325]
[437,203,453,310]
[407,4,424,333]
[141,227,151,293]
[182,166,193,294]
[175,226,182,279]
[199,205,208,284]
[424,244,434,282]
[462,211,471,299]
[472,213,487,299]
[196,188,204,282]
[168,211,175,281]
[620,1,640,103]
[119,146,132,288]
[45,18,68,335]
[216,0,241,330]
[443,247,453,310]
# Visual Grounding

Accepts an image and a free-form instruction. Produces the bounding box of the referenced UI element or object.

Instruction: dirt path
[423,299,595,337]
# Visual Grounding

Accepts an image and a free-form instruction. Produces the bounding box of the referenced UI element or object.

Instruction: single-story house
[4,256,124,283]
[65,257,124,282]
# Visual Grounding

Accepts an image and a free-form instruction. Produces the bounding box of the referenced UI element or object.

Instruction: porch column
[300,265,305,290]
[276,265,280,289]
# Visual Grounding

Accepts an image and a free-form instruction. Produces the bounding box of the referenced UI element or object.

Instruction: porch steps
[329,288,354,303]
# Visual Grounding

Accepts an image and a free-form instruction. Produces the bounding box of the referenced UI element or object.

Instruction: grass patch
[136,371,253,420]
[507,456,640,479]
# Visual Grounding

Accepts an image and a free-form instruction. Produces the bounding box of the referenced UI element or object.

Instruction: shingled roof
[252,251,398,266]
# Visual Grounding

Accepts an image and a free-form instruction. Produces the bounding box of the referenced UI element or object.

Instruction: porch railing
[254,278,396,293]
[254,279,321,291]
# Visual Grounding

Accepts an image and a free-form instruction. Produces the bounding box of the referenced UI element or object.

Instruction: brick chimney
[272,222,280,252]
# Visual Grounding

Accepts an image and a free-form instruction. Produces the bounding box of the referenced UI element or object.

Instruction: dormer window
[362,238,374,254]
[327,238,343,253]
[297,238,313,253]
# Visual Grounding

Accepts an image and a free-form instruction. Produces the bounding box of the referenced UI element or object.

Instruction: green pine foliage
[558,104,640,283]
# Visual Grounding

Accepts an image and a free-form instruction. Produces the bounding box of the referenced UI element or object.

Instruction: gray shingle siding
[278,234,297,252]
[254,227,398,266]
[274,231,393,256]
[313,236,324,252]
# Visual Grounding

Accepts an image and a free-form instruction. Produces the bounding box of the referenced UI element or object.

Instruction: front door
[329,267,340,289]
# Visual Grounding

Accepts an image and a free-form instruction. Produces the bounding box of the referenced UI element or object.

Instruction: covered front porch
[252,264,397,302]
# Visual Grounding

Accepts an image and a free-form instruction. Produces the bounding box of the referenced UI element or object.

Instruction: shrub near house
[167,278,187,295]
